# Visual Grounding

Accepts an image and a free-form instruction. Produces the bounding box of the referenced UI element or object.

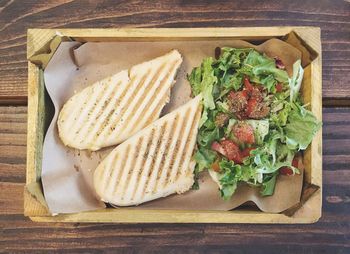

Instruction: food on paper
[93,95,202,206]
[57,50,183,151]
[188,47,321,200]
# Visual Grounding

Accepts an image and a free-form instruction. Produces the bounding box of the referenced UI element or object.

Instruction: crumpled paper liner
[42,38,303,214]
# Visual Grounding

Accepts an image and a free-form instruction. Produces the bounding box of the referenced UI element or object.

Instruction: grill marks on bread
[93,96,202,206]
[57,50,182,151]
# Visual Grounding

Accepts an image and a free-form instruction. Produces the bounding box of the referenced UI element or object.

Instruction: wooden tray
[25,27,322,223]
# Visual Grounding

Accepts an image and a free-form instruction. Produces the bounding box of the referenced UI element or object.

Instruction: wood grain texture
[0,0,349,104]
[1,106,349,253]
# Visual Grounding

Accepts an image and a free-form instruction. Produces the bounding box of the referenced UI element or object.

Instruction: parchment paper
[42,39,303,214]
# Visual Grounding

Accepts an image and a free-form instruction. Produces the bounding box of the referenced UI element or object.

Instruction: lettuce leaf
[219,47,252,70]
[251,128,298,175]
[216,101,230,114]
[261,173,277,196]
[199,109,208,128]
[218,159,259,199]
[242,50,289,92]
[194,148,217,172]
[218,159,242,200]
[220,184,237,200]
[203,83,215,110]
[215,48,252,95]
[188,66,202,95]
[252,61,289,84]
[259,74,277,93]
[222,72,243,92]
[197,126,222,148]
[284,106,322,150]
[188,57,217,109]
[246,119,269,144]
[225,118,237,136]
[270,101,292,128]
[288,60,304,102]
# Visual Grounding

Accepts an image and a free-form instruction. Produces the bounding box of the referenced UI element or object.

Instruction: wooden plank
[1,183,349,252]
[26,62,41,184]
[1,211,349,253]
[300,30,322,188]
[0,182,24,214]
[0,106,26,183]
[0,0,350,103]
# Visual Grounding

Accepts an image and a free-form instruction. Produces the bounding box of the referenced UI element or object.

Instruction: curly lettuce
[284,105,322,150]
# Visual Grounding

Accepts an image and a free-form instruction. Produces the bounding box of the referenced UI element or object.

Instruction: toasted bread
[57,50,183,151]
[93,96,202,206]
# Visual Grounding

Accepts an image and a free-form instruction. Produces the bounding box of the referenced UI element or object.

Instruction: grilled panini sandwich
[93,95,202,206]
[57,50,183,151]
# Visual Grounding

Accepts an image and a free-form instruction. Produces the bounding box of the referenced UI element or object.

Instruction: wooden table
[1,1,349,253]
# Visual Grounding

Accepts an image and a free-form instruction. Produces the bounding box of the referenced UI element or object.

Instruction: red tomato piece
[244,77,254,91]
[228,90,235,100]
[275,83,283,93]
[280,156,299,175]
[250,87,263,102]
[246,98,258,118]
[292,156,299,168]
[229,90,248,100]
[241,89,249,99]
[241,147,255,158]
[211,141,226,156]
[220,140,243,164]
[279,167,293,175]
[228,90,249,120]
[232,123,255,144]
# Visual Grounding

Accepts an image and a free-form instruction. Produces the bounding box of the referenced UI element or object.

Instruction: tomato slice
[241,147,255,158]
[246,98,258,118]
[228,90,235,100]
[220,140,243,164]
[241,90,249,99]
[211,141,226,156]
[230,90,248,100]
[232,123,255,144]
[292,156,299,168]
[244,77,254,91]
[275,83,283,93]
[279,167,293,175]
[280,156,299,175]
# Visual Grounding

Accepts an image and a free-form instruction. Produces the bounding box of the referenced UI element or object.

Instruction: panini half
[57,50,183,151]
[93,95,202,206]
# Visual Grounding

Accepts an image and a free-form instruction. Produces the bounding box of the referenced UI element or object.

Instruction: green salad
[188,47,321,200]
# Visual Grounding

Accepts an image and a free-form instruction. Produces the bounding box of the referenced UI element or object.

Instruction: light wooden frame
[26,27,322,223]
